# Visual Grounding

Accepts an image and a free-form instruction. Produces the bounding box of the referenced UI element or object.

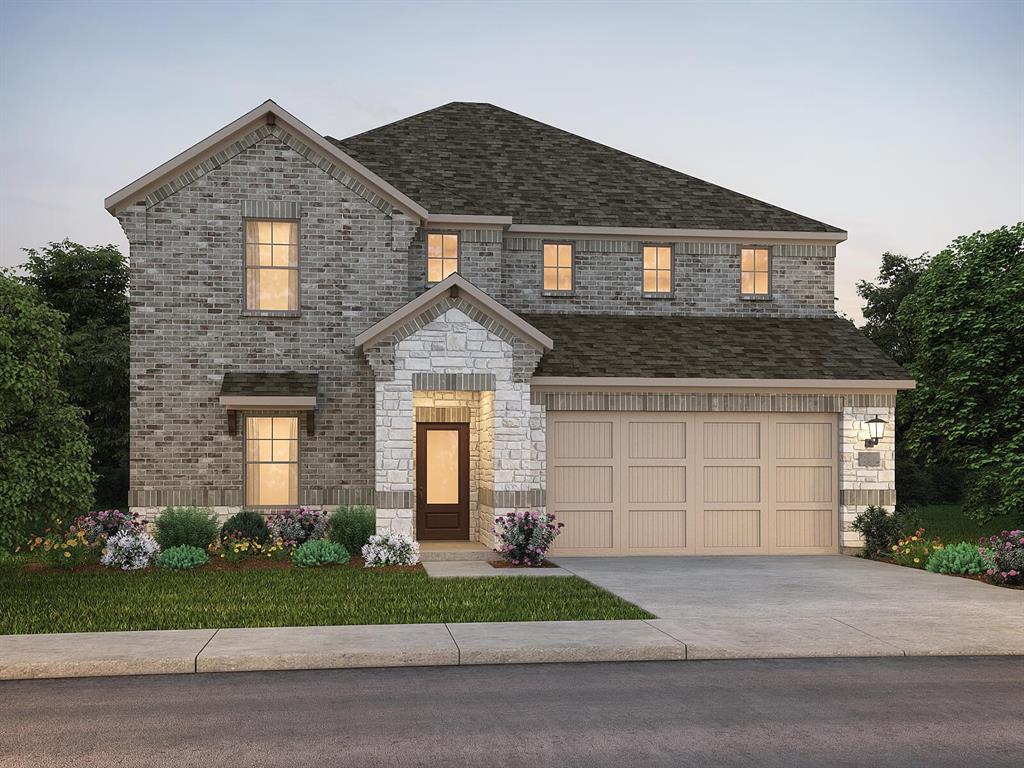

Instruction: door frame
[415,422,470,541]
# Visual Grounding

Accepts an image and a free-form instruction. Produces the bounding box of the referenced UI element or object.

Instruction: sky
[1,0,1021,323]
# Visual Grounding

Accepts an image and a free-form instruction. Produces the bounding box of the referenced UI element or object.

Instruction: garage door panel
[776,509,833,548]
[703,422,760,459]
[704,509,762,548]
[628,465,686,503]
[552,509,613,550]
[776,422,833,460]
[551,466,613,504]
[552,420,614,459]
[628,509,686,549]
[704,466,760,503]
[777,466,832,504]
[628,421,686,459]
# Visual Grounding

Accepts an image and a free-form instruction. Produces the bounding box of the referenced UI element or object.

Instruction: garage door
[547,411,837,555]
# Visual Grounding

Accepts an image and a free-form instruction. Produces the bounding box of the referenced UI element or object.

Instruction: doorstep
[418,542,495,562]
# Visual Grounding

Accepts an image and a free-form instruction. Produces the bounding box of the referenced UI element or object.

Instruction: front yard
[0,559,651,635]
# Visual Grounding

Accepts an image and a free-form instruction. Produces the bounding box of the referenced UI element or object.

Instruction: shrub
[220,511,270,543]
[981,530,1024,585]
[851,504,919,557]
[493,510,564,566]
[20,523,99,569]
[328,506,376,555]
[925,541,991,575]
[890,528,942,569]
[153,507,219,549]
[269,507,328,547]
[362,532,419,567]
[292,539,350,568]
[72,508,141,545]
[156,544,209,571]
[209,534,288,563]
[101,531,160,570]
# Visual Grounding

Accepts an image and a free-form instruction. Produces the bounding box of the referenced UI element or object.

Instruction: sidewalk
[3,613,1022,680]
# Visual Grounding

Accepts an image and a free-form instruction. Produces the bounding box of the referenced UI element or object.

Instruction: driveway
[558,555,1024,657]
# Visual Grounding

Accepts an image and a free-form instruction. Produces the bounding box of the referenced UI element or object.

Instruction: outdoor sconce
[864,415,887,448]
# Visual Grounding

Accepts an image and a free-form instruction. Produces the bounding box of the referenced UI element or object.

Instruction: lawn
[912,503,1019,544]
[0,562,652,635]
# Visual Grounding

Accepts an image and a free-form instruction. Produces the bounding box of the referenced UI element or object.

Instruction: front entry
[415,422,470,540]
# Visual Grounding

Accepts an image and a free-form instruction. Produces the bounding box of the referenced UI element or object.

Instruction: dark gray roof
[219,372,318,397]
[332,102,843,233]
[522,314,909,381]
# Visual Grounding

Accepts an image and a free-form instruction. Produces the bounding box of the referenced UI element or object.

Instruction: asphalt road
[2,657,1021,767]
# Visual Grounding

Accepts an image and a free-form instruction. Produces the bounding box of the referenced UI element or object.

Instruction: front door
[416,422,470,540]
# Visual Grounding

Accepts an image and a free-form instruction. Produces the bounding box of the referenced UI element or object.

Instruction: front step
[418,542,495,562]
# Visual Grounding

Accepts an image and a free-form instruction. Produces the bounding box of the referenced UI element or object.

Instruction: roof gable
[333,102,844,235]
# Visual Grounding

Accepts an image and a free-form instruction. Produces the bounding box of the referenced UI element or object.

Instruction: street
[2,656,1021,767]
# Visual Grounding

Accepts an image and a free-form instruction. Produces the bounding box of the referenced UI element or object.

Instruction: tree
[898,224,1024,524]
[856,252,961,503]
[0,272,95,550]
[21,241,129,508]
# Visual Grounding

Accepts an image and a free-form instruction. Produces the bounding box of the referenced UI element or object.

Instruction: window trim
[541,240,575,295]
[739,245,773,299]
[242,217,302,316]
[242,414,301,509]
[641,243,675,297]
[425,230,461,285]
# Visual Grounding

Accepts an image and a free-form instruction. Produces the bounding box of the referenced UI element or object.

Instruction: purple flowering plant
[492,510,564,567]
[980,530,1024,585]
[268,506,328,547]
[71,509,142,545]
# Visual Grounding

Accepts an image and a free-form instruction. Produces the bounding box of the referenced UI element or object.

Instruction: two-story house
[106,100,912,556]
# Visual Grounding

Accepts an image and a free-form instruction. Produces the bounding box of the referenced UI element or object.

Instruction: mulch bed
[22,556,424,575]
[864,554,1022,589]
[488,560,559,569]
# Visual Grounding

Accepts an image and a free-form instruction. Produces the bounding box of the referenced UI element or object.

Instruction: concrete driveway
[558,555,1024,657]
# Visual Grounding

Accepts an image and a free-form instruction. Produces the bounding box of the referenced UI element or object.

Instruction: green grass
[912,503,1019,544]
[0,564,652,635]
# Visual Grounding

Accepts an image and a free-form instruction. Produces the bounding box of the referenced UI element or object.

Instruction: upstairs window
[741,247,770,295]
[245,220,299,311]
[543,243,574,292]
[245,416,299,506]
[642,245,673,294]
[427,233,459,283]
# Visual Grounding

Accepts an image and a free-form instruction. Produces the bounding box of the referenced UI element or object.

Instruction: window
[245,220,298,311]
[741,247,770,295]
[245,416,299,506]
[543,243,573,292]
[427,233,459,282]
[642,245,672,293]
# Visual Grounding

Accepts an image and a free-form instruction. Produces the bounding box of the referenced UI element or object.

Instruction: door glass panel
[426,429,460,504]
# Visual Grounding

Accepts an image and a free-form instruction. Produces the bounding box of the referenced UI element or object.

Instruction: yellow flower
[891,545,898,551]
[34,537,42,545]
[911,536,918,542]
[63,551,71,558]
[913,558,920,563]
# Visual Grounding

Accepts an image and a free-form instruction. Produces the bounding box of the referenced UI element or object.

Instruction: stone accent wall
[839,405,897,548]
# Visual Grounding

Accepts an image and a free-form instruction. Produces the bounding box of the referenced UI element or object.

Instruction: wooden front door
[416,422,470,540]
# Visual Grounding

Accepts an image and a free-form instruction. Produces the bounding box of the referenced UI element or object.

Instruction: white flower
[361,532,419,567]
[101,531,161,571]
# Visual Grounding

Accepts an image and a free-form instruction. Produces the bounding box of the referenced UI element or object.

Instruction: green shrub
[154,507,219,549]
[925,541,991,575]
[156,544,209,571]
[221,511,270,543]
[851,504,919,557]
[328,506,376,556]
[292,539,350,568]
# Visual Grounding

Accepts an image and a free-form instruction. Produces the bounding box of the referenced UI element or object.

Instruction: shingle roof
[219,372,318,397]
[331,102,843,233]
[522,314,909,381]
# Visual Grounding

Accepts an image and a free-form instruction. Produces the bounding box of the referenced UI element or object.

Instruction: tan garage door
[547,411,838,555]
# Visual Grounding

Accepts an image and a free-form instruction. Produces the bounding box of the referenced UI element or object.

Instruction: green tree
[856,252,962,503]
[0,273,94,550]
[898,224,1024,524]
[20,241,129,508]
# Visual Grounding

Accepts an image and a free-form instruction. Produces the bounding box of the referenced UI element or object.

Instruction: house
[105,100,912,556]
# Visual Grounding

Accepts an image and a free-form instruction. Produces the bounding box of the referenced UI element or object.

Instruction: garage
[547,411,838,555]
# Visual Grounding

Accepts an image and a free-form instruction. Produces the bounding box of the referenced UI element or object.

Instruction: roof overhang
[105,100,429,219]
[218,372,319,409]
[530,376,915,390]
[506,224,847,244]
[354,273,554,352]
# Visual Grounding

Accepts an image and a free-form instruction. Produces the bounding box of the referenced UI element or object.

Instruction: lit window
[427,233,459,282]
[245,416,298,506]
[741,247,770,295]
[543,243,573,292]
[642,246,672,293]
[245,220,299,311]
